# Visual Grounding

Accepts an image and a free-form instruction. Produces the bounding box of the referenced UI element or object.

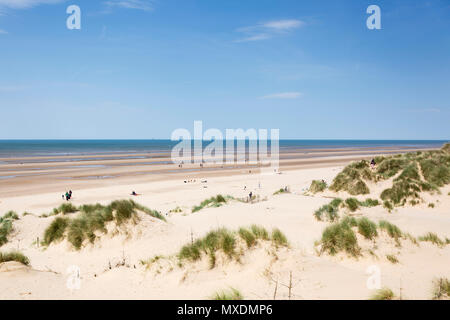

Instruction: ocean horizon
[0,139,447,158]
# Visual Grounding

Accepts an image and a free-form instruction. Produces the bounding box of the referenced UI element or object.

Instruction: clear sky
[0,0,449,139]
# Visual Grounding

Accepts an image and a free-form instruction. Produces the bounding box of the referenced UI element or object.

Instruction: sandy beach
[0,145,449,300]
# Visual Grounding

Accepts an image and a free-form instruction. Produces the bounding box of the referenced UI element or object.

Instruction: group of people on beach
[62,190,72,201]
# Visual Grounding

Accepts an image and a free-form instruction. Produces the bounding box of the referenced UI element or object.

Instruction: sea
[0,140,447,158]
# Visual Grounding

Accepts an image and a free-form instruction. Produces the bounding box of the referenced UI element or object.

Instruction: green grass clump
[313,198,342,222]
[273,187,290,195]
[212,288,243,300]
[380,179,423,206]
[43,200,164,250]
[178,226,286,268]
[376,158,407,179]
[130,201,166,221]
[238,227,257,248]
[250,225,269,240]
[386,254,399,264]
[370,288,395,300]
[420,157,450,187]
[442,143,450,154]
[56,203,78,215]
[432,278,450,300]
[345,198,360,212]
[43,217,70,245]
[319,220,360,257]
[357,217,378,240]
[179,228,236,268]
[309,180,327,193]
[418,232,445,247]
[314,197,379,222]
[271,228,288,247]
[329,161,371,195]
[0,211,18,247]
[0,211,19,223]
[383,200,394,211]
[192,195,230,212]
[0,251,30,265]
[378,220,402,239]
[341,216,358,228]
[360,198,380,207]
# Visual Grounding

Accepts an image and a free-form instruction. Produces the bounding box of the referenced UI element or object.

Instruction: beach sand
[0,147,449,300]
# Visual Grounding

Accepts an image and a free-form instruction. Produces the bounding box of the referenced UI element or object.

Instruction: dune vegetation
[42,200,165,250]
[314,198,342,222]
[313,197,379,222]
[309,180,327,193]
[273,187,290,195]
[178,226,288,268]
[328,144,450,209]
[418,232,446,247]
[0,211,19,247]
[318,217,361,257]
[370,288,395,300]
[212,288,243,300]
[386,254,399,264]
[317,213,449,258]
[432,278,450,300]
[0,251,29,266]
[192,195,232,213]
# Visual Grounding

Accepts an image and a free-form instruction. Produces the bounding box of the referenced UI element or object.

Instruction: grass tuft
[378,220,402,239]
[319,220,360,257]
[432,278,450,300]
[192,195,230,212]
[370,288,395,300]
[43,217,70,245]
[309,180,327,193]
[313,198,342,222]
[271,228,288,247]
[43,200,164,250]
[0,251,30,265]
[250,225,269,240]
[178,226,286,268]
[212,288,243,300]
[56,203,78,215]
[0,211,18,247]
[344,198,360,212]
[238,227,257,248]
[386,254,399,264]
[357,217,378,240]
[418,232,445,247]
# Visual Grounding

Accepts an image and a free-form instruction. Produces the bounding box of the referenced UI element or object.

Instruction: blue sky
[0,0,449,139]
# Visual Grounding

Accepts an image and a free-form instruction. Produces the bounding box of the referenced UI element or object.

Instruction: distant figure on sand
[131,191,137,196]
[249,192,253,202]
[370,158,376,170]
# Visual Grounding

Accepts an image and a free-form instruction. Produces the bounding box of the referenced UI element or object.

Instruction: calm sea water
[0,140,447,158]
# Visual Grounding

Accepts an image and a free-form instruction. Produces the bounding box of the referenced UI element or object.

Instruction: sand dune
[0,149,449,300]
